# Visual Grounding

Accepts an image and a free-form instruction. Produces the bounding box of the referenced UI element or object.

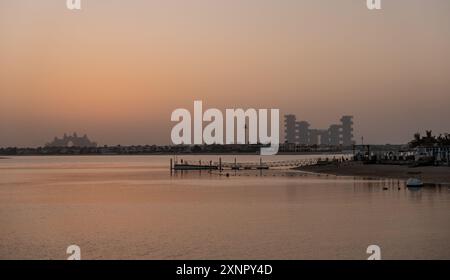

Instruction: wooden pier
[173,164,219,171]
[170,158,218,170]
[170,156,327,171]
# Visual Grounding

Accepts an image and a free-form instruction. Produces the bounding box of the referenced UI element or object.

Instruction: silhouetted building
[297,121,310,145]
[284,115,354,146]
[284,115,297,144]
[340,116,354,146]
[46,133,97,147]
[328,124,341,146]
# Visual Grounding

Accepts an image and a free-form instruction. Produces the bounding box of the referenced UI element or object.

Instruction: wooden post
[219,157,222,171]
[170,158,173,170]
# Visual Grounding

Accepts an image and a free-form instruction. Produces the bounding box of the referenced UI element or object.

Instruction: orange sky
[1,0,450,147]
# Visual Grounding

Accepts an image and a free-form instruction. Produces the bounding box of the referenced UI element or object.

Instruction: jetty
[173,163,219,171]
[170,158,219,170]
[170,157,325,171]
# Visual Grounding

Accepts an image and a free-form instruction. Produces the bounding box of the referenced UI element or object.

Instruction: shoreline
[294,162,450,185]
[0,151,350,157]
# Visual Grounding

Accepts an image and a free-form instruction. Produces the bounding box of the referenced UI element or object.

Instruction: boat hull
[406,178,424,188]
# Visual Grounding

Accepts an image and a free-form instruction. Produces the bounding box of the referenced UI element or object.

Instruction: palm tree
[410,130,450,147]
[409,132,422,148]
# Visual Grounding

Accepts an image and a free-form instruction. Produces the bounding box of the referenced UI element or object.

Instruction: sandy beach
[295,162,450,185]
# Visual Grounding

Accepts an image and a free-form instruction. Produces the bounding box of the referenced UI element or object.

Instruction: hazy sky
[1,0,449,147]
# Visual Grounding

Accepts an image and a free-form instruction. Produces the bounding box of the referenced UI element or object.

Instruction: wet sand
[295,162,450,184]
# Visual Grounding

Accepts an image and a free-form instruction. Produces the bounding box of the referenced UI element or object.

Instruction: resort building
[284,115,354,146]
[46,133,97,148]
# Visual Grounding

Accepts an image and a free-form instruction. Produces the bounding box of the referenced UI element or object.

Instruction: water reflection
[0,156,449,260]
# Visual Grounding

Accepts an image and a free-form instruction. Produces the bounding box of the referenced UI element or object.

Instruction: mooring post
[170,158,173,170]
[219,157,222,172]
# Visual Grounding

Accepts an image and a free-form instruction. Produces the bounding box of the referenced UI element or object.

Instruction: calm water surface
[0,156,449,259]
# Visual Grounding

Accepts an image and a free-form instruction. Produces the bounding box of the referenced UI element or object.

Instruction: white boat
[406,178,424,188]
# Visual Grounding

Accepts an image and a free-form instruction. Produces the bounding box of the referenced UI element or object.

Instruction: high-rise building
[340,116,354,146]
[284,114,297,144]
[328,124,342,146]
[284,115,354,146]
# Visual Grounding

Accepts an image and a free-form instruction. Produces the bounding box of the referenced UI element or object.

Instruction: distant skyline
[1,0,450,147]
